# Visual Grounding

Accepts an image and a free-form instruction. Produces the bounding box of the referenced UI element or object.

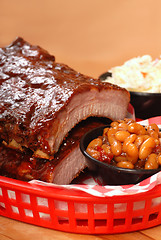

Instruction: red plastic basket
[1,176,161,234]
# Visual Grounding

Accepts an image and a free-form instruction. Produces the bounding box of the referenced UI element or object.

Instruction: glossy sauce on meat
[0,37,130,157]
[0,38,107,131]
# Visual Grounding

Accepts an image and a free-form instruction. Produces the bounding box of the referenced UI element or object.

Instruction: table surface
[1,0,161,239]
[1,215,161,240]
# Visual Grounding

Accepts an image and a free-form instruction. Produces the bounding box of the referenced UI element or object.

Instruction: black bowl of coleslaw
[99,72,161,119]
[130,91,161,119]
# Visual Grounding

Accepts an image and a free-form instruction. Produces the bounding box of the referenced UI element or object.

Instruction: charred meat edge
[0,118,105,184]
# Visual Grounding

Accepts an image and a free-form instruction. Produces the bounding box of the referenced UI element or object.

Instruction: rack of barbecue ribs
[0,37,130,184]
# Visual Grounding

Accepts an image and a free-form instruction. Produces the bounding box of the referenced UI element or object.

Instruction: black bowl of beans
[80,119,161,185]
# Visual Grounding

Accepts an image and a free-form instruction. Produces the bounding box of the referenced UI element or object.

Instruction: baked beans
[86,118,161,169]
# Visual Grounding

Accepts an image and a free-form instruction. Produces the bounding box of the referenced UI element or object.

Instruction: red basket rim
[1,175,161,203]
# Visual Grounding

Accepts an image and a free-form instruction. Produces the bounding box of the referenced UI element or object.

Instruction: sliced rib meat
[0,37,130,159]
[0,118,105,184]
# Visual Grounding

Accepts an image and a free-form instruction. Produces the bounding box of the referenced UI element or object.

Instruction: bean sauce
[86,119,161,169]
